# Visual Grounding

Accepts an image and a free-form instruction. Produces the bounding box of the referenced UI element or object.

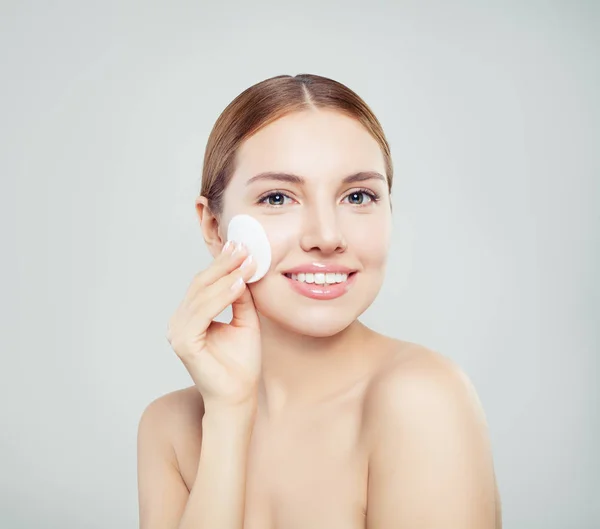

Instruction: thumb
[230,284,259,329]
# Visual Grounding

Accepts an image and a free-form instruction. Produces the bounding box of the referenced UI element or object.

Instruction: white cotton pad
[226,214,272,283]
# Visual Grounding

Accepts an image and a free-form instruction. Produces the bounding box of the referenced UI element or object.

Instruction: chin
[274,310,355,338]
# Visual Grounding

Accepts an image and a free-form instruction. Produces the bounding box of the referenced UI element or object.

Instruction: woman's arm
[364,352,500,529]
[137,395,256,529]
[178,404,256,529]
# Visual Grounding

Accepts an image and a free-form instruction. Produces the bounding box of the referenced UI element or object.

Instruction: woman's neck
[256,317,377,418]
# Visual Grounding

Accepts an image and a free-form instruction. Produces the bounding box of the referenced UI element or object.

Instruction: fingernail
[222,241,233,254]
[230,277,244,290]
[241,255,253,270]
[232,242,245,256]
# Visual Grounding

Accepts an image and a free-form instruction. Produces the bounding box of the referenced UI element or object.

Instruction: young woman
[137,73,502,529]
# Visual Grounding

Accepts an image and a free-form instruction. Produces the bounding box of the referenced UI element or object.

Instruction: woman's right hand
[166,241,261,413]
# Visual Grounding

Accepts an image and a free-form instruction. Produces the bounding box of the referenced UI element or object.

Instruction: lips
[282,270,357,300]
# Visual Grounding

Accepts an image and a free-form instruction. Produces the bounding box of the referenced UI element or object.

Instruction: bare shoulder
[138,386,204,447]
[361,340,501,528]
[361,340,493,452]
[140,385,203,421]
[137,389,205,526]
[364,340,488,427]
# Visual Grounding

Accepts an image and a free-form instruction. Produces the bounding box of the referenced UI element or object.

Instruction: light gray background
[1,1,598,528]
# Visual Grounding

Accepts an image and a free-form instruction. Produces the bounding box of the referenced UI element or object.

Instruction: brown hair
[200,73,393,217]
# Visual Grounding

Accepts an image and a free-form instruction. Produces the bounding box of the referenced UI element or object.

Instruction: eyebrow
[245,170,386,186]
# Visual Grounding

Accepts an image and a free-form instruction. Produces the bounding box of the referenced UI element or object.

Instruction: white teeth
[286,272,349,284]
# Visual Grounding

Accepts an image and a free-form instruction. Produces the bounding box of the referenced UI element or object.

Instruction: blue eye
[258,191,292,207]
[257,189,380,208]
[344,189,380,206]
[346,192,369,205]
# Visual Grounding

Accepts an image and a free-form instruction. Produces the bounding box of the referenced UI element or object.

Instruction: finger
[231,285,259,329]
[182,242,249,305]
[186,254,257,330]
[199,241,249,287]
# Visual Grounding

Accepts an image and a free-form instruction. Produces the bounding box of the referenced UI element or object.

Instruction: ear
[195,195,225,259]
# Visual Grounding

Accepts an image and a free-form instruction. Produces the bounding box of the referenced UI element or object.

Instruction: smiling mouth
[282,271,356,285]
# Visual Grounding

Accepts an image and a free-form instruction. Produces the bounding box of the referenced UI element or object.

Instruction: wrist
[202,398,258,428]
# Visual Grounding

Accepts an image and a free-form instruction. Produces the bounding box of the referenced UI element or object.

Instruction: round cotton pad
[226,214,272,283]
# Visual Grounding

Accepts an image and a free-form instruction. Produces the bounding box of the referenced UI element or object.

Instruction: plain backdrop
[1,1,598,528]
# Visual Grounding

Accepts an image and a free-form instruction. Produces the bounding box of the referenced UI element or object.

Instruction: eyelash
[257,188,381,208]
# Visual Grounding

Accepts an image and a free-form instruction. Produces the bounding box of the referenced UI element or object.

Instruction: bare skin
[137,108,502,528]
[171,330,400,529]
[139,332,502,528]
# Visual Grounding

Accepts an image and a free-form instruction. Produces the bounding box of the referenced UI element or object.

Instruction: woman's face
[220,109,392,337]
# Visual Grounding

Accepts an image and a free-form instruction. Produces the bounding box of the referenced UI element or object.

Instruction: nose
[299,204,347,255]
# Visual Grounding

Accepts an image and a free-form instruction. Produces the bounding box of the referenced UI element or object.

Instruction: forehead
[233,109,386,182]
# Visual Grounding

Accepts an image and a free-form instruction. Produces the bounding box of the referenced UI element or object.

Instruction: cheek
[346,215,391,266]
[260,216,302,263]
